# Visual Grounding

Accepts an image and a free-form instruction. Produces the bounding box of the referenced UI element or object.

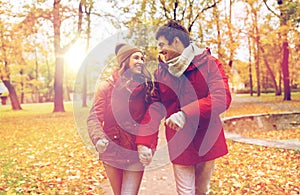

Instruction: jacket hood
[186,49,210,72]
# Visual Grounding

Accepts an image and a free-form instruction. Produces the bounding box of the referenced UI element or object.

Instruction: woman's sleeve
[87,81,109,146]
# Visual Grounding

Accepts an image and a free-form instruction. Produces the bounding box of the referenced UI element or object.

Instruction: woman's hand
[96,138,109,153]
[137,145,152,166]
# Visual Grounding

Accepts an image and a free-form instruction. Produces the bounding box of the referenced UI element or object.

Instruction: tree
[1,1,83,110]
[212,0,224,60]
[0,1,22,110]
[241,0,262,96]
[252,2,261,96]
[262,0,300,100]
[80,0,93,108]
[258,19,284,95]
[260,46,280,95]
[122,0,223,72]
[225,0,235,68]
[247,33,254,96]
[278,2,291,100]
[211,0,242,86]
[0,29,22,110]
[121,0,221,38]
[79,0,119,107]
[50,0,83,112]
[157,0,221,33]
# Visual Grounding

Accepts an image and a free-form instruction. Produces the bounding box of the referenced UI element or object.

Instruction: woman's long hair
[117,56,153,104]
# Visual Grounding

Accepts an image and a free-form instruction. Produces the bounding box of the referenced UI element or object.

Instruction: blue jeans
[104,163,144,195]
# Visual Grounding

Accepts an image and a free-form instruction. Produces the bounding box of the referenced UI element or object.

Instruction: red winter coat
[136,50,232,165]
[87,70,153,167]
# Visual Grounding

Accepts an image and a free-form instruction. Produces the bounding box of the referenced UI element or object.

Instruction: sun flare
[64,40,86,73]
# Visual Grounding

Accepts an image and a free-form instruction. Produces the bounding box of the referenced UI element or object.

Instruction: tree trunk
[260,46,280,95]
[254,12,261,96]
[227,0,234,68]
[279,0,291,101]
[248,34,253,96]
[282,41,291,100]
[1,26,22,110]
[279,69,282,95]
[82,0,92,108]
[19,69,24,104]
[35,48,40,102]
[46,57,52,102]
[263,0,291,99]
[53,56,65,112]
[52,0,83,111]
[53,0,65,112]
[213,0,223,60]
[82,66,87,107]
[3,80,22,110]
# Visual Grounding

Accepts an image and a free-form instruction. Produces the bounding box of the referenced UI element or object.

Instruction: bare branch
[160,0,170,20]
[62,0,85,53]
[186,0,195,29]
[37,9,52,21]
[180,0,188,20]
[188,0,221,32]
[262,0,280,18]
[174,0,178,20]
[78,0,83,34]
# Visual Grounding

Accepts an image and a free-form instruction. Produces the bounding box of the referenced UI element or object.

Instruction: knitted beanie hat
[115,43,142,65]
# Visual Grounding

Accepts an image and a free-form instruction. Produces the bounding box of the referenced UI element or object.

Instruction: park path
[225,94,300,150]
[99,95,300,194]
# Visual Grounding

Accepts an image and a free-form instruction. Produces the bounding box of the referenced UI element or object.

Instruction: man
[136,20,232,194]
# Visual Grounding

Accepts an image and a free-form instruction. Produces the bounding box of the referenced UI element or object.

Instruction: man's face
[157,36,181,62]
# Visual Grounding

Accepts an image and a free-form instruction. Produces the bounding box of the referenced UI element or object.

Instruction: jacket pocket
[119,128,137,151]
[105,125,136,151]
[104,126,121,145]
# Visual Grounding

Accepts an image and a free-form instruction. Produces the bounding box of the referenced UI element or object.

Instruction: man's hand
[165,111,186,131]
[137,145,152,166]
[96,138,109,153]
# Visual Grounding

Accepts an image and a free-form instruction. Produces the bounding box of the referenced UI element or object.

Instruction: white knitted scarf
[166,44,203,78]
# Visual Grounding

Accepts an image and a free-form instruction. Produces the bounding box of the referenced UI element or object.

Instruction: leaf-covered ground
[212,141,299,194]
[1,93,300,194]
[243,129,300,140]
[213,94,300,194]
[0,103,105,194]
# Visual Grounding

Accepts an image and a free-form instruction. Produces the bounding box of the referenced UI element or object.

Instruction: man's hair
[155,20,190,47]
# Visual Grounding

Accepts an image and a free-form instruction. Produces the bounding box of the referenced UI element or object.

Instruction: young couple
[87,20,231,195]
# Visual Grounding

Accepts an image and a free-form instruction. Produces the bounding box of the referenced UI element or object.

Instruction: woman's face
[128,51,145,74]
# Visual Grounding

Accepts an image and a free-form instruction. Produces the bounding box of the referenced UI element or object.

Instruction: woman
[87,43,155,195]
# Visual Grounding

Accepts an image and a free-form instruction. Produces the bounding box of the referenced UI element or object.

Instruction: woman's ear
[118,62,126,76]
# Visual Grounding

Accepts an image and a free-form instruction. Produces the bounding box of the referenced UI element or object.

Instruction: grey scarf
[166,44,203,78]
